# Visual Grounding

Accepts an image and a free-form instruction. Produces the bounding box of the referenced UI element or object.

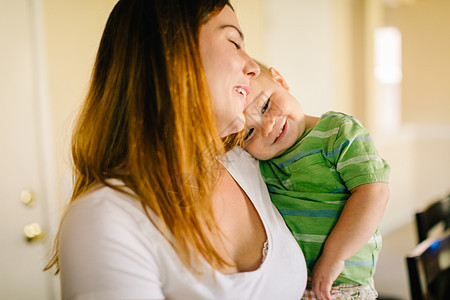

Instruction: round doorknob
[23,223,46,243]
[20,190,35,206]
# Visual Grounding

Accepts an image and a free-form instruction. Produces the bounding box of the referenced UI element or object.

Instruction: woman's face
[200,6,260,137]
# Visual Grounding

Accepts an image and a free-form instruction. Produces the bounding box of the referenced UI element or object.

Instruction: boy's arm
[311,182,390,300]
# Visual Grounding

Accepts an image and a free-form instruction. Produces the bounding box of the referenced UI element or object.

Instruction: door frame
[28,0,60,298]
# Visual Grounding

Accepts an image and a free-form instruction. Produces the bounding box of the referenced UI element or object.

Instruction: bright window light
[374,27,402,84]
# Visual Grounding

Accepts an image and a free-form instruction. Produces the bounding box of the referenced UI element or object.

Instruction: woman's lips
[234,86,250,108]
[273,120,287,143]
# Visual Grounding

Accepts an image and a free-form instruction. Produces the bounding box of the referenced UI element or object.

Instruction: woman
[46,0,307,299]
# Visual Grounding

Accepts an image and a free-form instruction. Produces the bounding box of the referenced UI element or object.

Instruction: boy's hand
[311,255,344,300]
[309,182,389,299]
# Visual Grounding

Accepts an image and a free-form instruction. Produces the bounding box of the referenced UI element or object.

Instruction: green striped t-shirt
[259,111,390,285]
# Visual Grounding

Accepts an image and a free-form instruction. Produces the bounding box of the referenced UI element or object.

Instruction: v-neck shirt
[59,147,307,299]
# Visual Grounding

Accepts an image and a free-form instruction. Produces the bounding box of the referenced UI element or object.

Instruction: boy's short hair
[255,60,272,78]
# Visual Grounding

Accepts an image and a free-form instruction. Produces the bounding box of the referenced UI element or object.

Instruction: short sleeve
[59,194,165,300]
[330,115,390,191]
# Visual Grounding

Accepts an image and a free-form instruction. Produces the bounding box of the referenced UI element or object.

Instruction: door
[0,0,59,299]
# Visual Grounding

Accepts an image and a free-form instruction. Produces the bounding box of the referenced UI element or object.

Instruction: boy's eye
[243,127,254,141]
[261,99,271,114]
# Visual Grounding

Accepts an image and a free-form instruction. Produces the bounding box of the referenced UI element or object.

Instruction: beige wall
[375,0,450,229]
[234,0,361,122]
[234,0,450,223]
[37,0,449,297]
[42,0,118,203]
[386,0,450,125]
[231,0,265,62]
[40,0,263,205]
[40,0,259,204]
[41,0,450,226]
[259,0,338,117]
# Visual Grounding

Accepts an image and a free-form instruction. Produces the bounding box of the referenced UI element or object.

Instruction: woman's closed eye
[229,39,241,49]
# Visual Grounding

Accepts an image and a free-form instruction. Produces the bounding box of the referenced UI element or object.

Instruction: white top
[59,148,307,300]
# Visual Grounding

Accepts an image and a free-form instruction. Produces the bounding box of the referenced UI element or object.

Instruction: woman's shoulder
[60,181,165,255]
[65,183,148,229]
[59,182,167,299]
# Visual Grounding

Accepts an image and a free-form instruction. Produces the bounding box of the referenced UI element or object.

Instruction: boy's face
[242,68,307,160]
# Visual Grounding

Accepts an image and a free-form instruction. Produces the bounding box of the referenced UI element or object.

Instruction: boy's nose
[261,118,275,137]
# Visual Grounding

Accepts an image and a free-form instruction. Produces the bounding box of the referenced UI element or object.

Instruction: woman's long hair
[46,0,242,274]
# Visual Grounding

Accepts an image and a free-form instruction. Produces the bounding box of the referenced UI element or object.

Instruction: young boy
[242,63,390,300]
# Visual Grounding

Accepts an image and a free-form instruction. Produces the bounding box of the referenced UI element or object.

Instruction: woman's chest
[211,170,267,274]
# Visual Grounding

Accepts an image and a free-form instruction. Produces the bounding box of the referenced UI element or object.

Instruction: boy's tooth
[276,127,283,138]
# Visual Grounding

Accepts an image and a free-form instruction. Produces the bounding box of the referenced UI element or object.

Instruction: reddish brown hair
[46,0,240,274]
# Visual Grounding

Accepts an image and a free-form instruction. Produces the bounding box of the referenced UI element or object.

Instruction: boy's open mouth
[274,120,287,143]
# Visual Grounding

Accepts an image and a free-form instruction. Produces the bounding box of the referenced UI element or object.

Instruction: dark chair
[415,195,450,243]
[406,233,450,300]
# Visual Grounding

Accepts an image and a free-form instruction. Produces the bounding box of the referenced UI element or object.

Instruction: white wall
[234,0,450,231]
[42,0,118,207]
[252,0,337,116]
[40,0,450,254]
[39,1,450,297]
[265,0,335,116]
[234,0,357,125]
[233,1,450,297]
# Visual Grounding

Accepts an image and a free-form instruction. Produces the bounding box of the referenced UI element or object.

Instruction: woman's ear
[269,67,290,91]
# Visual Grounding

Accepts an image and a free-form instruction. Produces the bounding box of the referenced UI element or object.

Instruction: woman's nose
[261,117,275,137]
[243,54,260,79]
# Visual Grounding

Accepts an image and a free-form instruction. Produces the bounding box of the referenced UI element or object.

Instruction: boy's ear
[269,67,290,91]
